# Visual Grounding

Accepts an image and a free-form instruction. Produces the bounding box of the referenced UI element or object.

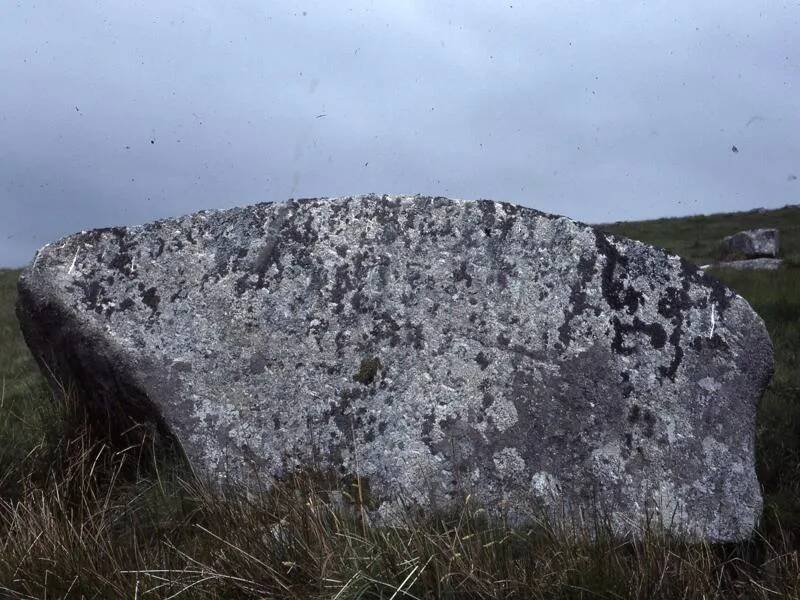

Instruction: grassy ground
[1,206,799,598]
[600,204,800,265]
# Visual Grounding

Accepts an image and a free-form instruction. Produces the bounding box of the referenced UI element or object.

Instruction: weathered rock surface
[723,228,779,258]
[17,195,773,541]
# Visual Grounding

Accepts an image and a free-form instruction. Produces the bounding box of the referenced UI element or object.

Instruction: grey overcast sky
[1,1,799,266]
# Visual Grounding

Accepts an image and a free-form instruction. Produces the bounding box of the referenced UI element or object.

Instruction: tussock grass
[2,421,800,599]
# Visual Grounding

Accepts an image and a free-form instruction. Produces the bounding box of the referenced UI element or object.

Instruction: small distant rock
[712,258,783,271]
[723,228,779,259]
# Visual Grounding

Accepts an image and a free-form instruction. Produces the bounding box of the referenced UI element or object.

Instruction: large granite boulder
[723,228,779,258]
[17,195,772,541]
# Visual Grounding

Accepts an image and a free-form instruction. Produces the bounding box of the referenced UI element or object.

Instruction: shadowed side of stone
[16,277,179,453]
[16,195,773,542]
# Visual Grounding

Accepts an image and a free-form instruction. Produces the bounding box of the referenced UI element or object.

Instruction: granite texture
[17,195,773,541]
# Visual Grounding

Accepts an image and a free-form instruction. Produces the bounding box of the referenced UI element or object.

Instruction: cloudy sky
[1,1,798,266]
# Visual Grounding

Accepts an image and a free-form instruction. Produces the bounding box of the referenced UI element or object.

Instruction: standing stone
[17,195,773,541]
[723,228,779,258]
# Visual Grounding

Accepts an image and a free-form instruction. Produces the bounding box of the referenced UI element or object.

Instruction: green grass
[0,268,60,501]
[600,204,800,265]
[1,205,800,598]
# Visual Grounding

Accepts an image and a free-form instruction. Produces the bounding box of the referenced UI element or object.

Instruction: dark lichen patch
[595,231,644,315]
[371,311,402,346]
[643,409,656,438]
[680,259,732,313]
[453,261,473,287]
[353,357,382,385]
[690,334,729,352]
[611,316,667,355]
[475,351,491,370]
[151,238,165,259]
[628,404,641,423]
[404,320,425,350]
[659,325,685,381]
[657,286,691,321]
[73,279,108,315]
[141,287,160,315]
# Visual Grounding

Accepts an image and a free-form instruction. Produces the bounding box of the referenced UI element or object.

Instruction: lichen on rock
[16,195,773,541]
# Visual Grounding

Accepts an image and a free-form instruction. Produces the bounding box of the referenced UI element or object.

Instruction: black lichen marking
[657,286,691,320]
[482,392,495,408]
[151,238,165,259]
[141,287,160,315]
[595,231,644,315]
[370,311,402,347]
[610,316,667,355]
[83,281,104,313]
[651,286,690,380]
[169,280,187,303]
[453,261,473,287]
[557,254,597,348]
[105,227,138,279]
[475,351,491,370]
[643,409,656,438]
[496,333,510,348]
[680,259,732,313]
[328,263,356,315]
[476,200,496,222]
[659,324,684,381]
[325,386,369,444]
[421,411,435,450]
[620,371,634,398]
[108,250,133,277]
[273,415,281,430]
[476,199,519,242]
[690,334,729,352]
[405,320,425,350]
[72,276,111,315]
[353,357,382,385]
[628,404,641,423]
[119,298,135,311]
